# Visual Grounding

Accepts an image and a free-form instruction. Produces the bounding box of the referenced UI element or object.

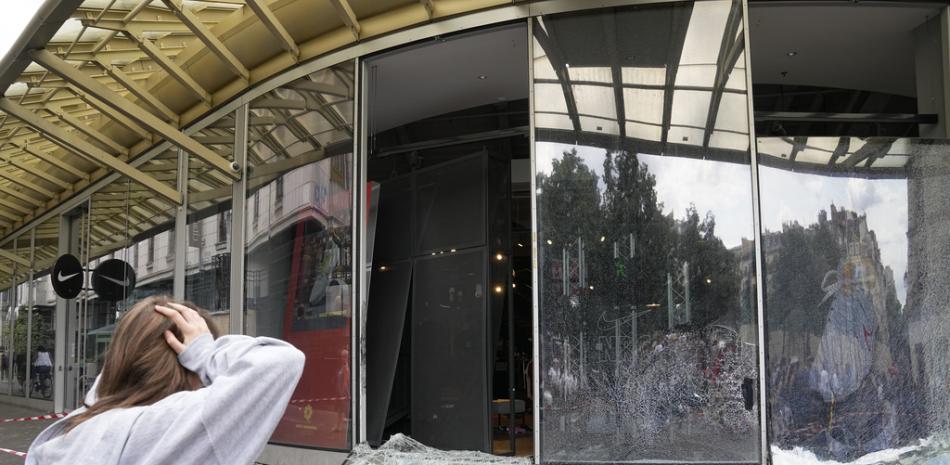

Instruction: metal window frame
[173,148,189,300]
[527,17,543,462]
[24,229,35,400]
[352,56,365,450]
[231,103,249,335]
[739,0,770,462]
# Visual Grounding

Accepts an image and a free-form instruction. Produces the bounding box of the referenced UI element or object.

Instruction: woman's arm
[153,303,305,464]
[177,333,305,463]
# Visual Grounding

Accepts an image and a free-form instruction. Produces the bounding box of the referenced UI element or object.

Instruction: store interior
[362,23,534,456]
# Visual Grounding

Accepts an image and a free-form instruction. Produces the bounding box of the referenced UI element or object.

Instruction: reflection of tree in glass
[538,148,755,460]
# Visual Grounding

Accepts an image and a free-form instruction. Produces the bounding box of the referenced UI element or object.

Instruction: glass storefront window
[759,137,950,464]
[77,158,179,397]
[533,2,760,462]
[244,60,355,450]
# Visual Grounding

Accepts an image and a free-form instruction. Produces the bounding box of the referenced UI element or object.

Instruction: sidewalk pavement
[0,402,48,465]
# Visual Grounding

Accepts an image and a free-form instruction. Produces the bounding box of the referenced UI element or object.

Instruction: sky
[537,141,909,304]
[0,2,45,62]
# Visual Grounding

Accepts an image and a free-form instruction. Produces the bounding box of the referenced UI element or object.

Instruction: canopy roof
[0,0,508,277]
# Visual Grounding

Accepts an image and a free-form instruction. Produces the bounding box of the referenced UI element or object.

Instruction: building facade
[0,1,949,464]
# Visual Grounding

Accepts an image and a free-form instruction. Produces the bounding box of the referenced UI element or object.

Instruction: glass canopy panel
[670,89,712,129]
[535,83,570,114]
[626,121,663,141]
[573,84,617,119]
[621,66,667,86]
[568,67,613,84]
[622,88,664,125]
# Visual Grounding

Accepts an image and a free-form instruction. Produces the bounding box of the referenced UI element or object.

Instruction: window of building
[218,211,229,245]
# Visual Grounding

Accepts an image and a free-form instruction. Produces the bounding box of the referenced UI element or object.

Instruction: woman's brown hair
[66,295,220,431]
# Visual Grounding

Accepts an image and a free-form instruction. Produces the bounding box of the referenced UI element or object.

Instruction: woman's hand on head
[155,303,211,355]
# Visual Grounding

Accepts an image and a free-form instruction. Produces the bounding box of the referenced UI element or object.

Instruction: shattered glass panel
[760,138,950,465]
[533,2,759,462]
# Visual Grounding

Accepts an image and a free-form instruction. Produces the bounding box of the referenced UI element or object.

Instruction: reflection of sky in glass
[537,144,910,303]
[759,166,908,303]
[537,142,755,249]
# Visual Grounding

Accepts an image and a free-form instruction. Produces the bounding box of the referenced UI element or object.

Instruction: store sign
[51,254,83,299]
[91,259,136,301]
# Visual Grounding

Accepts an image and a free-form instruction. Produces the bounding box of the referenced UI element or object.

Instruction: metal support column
[355,56,368,447]
[53,214,69,412]
[25,230,34,399]
[527,18,543,461]
[173,149,188,300]
[229,104,249,335]
[740,0,771,462]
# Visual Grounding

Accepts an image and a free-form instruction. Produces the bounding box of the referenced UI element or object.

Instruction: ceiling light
[477,74,488,80]
[786,51,797,57]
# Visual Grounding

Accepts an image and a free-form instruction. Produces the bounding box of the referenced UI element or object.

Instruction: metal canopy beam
[32,49,239,180]
[245,0,300,60]
[841,139,895,168]
[162,0,250,81]
[0,165,56,199]
[0,98,182,205]
[9,141,89,180]
[0,192,32,215]
[102,64,179,125]
[329,0,361,38]
[532,19,580,133]
[0,155,71,191]
[420,0,434,18]
[122,35,212,104]
[827,137,850,165]
[0,248,31,267]
[661,4,691,146]
[74,90,151,140]
[53,108,129,155]
[702,0,744,149]
[0,182,42,208]
[0,206,22,223]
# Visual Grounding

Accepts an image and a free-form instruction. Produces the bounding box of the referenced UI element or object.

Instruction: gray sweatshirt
[25,334,305,465]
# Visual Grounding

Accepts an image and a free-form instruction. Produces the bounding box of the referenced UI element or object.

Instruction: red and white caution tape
[0,447,26,458]
[2,412,68,423]
[289,396,348,405]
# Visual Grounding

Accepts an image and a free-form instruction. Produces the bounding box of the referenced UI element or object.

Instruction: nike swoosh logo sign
[101,275,131,287]
[57,271,79,282]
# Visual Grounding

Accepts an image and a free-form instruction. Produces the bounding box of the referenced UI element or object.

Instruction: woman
[25,296,305,465]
